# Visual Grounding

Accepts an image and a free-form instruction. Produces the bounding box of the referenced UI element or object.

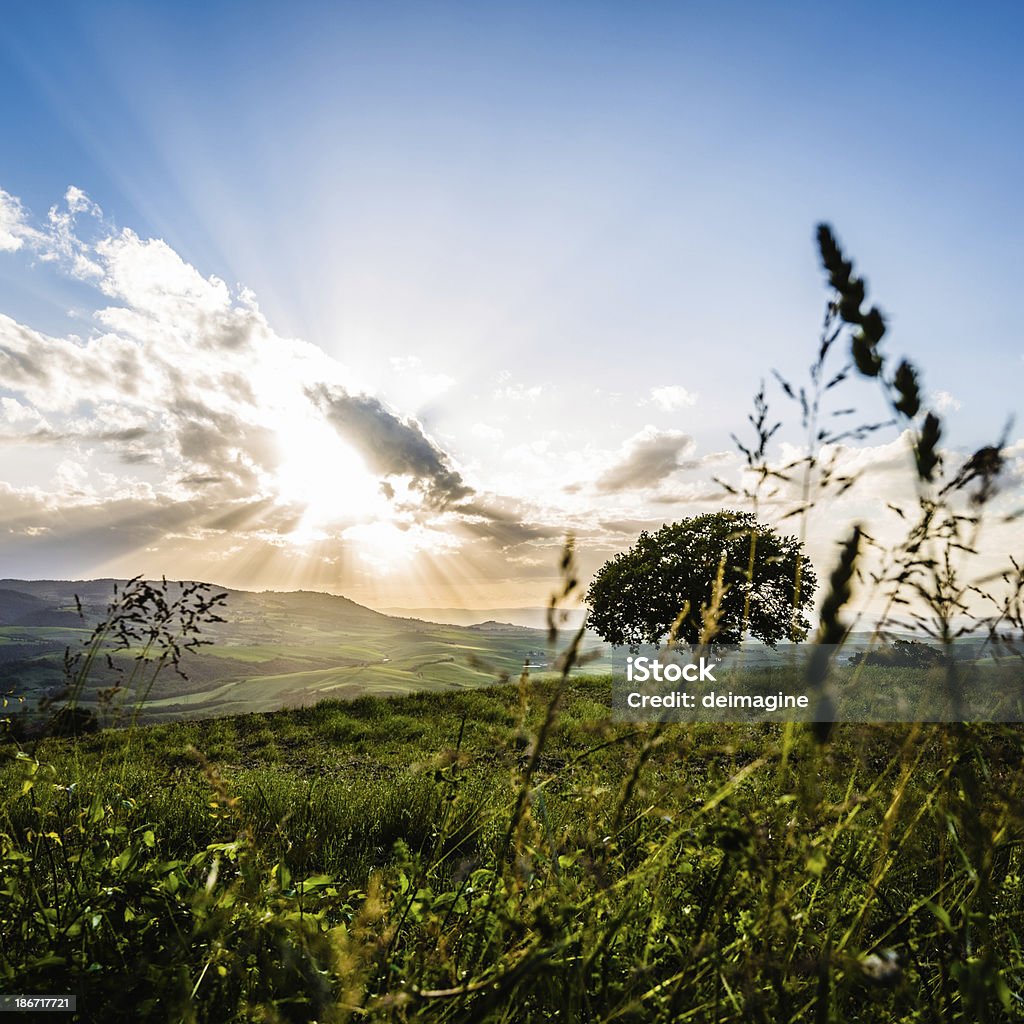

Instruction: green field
[0,581,610,725]
[2,670,1023,1021]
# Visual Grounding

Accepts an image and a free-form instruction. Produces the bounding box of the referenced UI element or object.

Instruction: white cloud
[472,422,504,441]
[0,187,463,509]
[389,355,421,372]
[932,390,962,413]
[0,397,47,428]
[0,189,33,252]
[387,355,455,399]
[64,186,100,216]
[494,381,544,402]
[648,384,698,411]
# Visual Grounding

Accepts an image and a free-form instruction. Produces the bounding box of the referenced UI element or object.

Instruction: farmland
[0,579,611,725]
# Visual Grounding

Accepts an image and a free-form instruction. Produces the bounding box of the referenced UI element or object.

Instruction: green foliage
[848,638,947,669]
[585,511,816,648]
[3,676,1024,1022]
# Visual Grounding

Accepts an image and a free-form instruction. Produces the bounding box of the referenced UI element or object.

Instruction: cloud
[494,381,545,402]
[389,356,421,372]
[932,390,962,413]
[0,190,33,252]
[0,397,48,428]
[455,498,564,549]
[0,183,588,598]
[648,384,698,411]
[471,422,504,441]
[309,385,472,508]
[599,516,670,535]
[595,426,697,492]
[0,185,480,524]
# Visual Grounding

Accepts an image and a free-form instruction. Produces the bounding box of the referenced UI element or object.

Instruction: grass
[2,671,1024,1021]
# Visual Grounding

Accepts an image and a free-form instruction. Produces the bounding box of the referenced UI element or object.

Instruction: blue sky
[0,2,1021,609]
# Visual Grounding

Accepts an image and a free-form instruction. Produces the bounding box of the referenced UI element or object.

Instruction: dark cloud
[179,474,225,487]
[166,398,279,494]
[595,430,697,492]
[648,488,727,505]
[456,500,564,549]
[0,321,55,385]
[0,425,152,452]
[0,490,308,580]
[309,384,472,508]
[103,426,148,442]
[0,316,113,396]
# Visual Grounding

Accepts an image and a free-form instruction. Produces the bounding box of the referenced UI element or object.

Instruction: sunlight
[272,414,386,535]
[341,520,460,574]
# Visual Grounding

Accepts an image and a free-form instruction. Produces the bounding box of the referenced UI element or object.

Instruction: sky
[0,1,1021,617]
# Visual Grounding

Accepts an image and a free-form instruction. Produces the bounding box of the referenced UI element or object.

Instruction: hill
[380,605,588,629]
[0,579,611,726]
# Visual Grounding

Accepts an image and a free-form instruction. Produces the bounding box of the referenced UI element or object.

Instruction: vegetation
[848,639,947,669]
[3,671,1024,1021]
[585,511,816,648]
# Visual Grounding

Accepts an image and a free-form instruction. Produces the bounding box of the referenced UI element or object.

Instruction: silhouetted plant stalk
[823,229,1019,710]
[807,526,861,743]
[730,224,1019,740]
[725,225,1021,1015]
[40,577,227,736]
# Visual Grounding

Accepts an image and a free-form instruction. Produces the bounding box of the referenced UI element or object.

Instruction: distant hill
[0,579,404,630]
[380,606,588,630]
[0,580,612,727]
[0,587,52,624]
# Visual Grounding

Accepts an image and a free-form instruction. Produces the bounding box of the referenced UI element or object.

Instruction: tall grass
[4,675,1024,1020]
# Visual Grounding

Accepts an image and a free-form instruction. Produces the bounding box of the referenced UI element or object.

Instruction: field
[0,580,611,726]
[2,668,1024,1022]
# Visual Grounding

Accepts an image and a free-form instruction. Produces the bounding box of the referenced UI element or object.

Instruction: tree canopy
[585,511,816,648]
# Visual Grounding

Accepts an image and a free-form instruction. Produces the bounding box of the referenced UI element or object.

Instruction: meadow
[2,663,1024,1022]
[0,581,606,726]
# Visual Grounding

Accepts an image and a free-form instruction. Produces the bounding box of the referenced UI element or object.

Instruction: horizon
[1,2,1021,621]
[0,575,1002,639]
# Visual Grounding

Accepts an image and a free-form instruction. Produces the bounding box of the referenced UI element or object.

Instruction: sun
[263,398,465,577]
[272,414,386,532]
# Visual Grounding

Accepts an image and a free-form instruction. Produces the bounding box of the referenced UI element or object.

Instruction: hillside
[380,605,588,629]
[0,579,611,726]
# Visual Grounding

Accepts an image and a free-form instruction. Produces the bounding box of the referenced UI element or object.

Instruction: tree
[847,638,946,669]
[585,511,816,648]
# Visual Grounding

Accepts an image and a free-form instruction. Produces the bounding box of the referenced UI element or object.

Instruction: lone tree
[586,511,816,648]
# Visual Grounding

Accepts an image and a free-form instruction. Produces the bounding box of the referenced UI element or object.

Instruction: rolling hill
[0,579,611,726]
